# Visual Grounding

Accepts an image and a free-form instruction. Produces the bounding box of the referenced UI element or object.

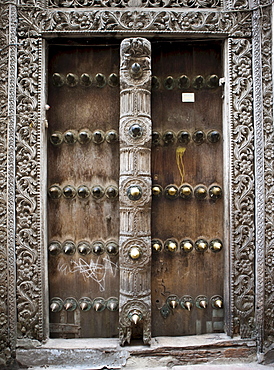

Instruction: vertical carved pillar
[119,38,151,346]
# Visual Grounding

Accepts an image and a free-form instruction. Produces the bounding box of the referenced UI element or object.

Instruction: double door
[47,38,224,341]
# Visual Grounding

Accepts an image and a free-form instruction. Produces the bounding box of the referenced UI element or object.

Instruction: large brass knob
[195,239,208,252]
[127,185,142,201]
[64,297,78,311]
[195,295,208,309]
[106,297,118,311]
[165,239,178,252]
[93,298,105,312]
[129,310,143,324]
[152,185,162,197]
[179,184,193,199]
[209,239,223,252]
[129,124,143,138]
[194,185,207,200]
[152,239,162,252]
[50,132,63,146]
[48,241,62,255]
[165,185,178,199]
[48,185,62,199]
[79,297,92,311]
[209,185,222,200]
[78,129,91,145]
[63,241,76,255]
[130,63,142,78]
[129,246,141,260]
[180,239,193,253]
[50,297,63,312]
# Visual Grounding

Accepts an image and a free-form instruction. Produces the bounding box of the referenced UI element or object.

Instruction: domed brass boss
[64,130,78,144]
[66,73,78,87]
[194,185,207,200]
[195,239,208,252]
[92,130,105,144]
[93,297,105,312]
[152,76,160,90]
[167,295,179,309]
[163,131,176,145]
[105,186,118,199]
[180,239,193,253]
[209,239,223,252]
[152,131,161,146]
[48,241,62,255]
[92,185,104,199]
[128,310,143,324]
[80,73,92,87]
[207,130,221,143]
[180,295,193,311]
[177,130,191,144]
[129,246,141,260]
[178,75,190,89]
[95,73,106,88]
[79,297,92,311]
[209,185,222,200]
[179,184,193,199]
[164,76,175,90]
[206,74,219,89]
[50,132,63,146]
[193,130,205,144]
[77,185,90,199]
[130,62,142,78]
[78,129,91,145]
[92,241,104,255]
[108,73,119,87]
[152,185,162,197]
[165,239,178,252]
[127,185,142,201]
[211,296,223,309]
[48,185,62,199]
[193,75,205,89]
[129,123,143,139]
[165,185,178,199]
[50,297,63,312]
[77,241,91,255]
[64,297,78,311]
[63,241,76,255]
[106,241,119,256]
[52,73,65,87]
[195,295,208,309]
[106,297,119,311]
[106,130,118,143]
[63,185,77,199]
[152,239,162,252]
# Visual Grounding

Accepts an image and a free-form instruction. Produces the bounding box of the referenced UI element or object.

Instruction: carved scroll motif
[119,38,152,345]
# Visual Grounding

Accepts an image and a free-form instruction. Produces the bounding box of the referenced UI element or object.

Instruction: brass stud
[63,185,76,199]
[129,123,143,139]
[195,239,208,252]
[167,295,179,309]
[48,241,62,255]
[179,184,193,199]
[193,75,205,89]
[193,130,205,144]
[127,185,142,201]
[93,298,105,312]
[180,295,193,311]
[63,241,76,255]
[152,76,160,90]
[178,75,190,89]
[130,63,142,78]
[63,297,78,311]
[207,130,221,143]
[152,239,162,252]
[92,241,104,255]
[180,239,193,253]
[106,241,119,256]
[129,246,141,260]
[194,185,207,200]
[152,131,161,146]
[163,131,176,145]
[195,295,208,309]
[165,239,178,252]
[78,129,92,145]
[92,130,105,144]
[165,185,178,199]
[105,186,118,199]
[52,73,65,87]
[66,73,78,87]
[48,185,62,199]
[95,73,106,88]
[211,296,223,309]
[206,74,219,89]
[129,310,143,324]
[177,130,191,144]
[77,241,91,255]
[91,185,104,199]
[106,130,118,143]
[64,130,78,144]
[79,297,92,311]
[164,76,175,90]
[80,73,92,87]
[152,185,162,197]
[77,185,90,199]
[106,297,119,311]
[209,239,223,252]
[108,73,119,87]
[50,132,63,146]
[209,185,222,200]
[50,297,63,312]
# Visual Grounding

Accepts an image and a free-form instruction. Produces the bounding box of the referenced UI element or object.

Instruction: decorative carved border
[6,0,269,362]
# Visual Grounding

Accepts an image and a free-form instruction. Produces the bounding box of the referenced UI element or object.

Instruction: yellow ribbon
[176,147,186,184]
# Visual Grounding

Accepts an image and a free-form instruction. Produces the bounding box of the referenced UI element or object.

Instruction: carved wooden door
[47,38,224,341]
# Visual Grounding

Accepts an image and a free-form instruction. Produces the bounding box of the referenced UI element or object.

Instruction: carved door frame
[1,0,273,363]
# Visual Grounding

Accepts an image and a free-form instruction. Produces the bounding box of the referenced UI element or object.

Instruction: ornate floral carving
[16,36,44,340]
[229,38,255,338]
[48,0,221,8]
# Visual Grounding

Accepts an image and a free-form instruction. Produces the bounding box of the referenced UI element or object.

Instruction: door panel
[47,43,120,338]
[151,42,224,336]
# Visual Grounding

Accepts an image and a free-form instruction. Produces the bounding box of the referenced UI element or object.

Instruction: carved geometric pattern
[119,38,152,345]
[229,38,255,338]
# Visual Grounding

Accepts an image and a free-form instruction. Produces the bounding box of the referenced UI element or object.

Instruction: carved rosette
[229,38,255,338]
[119,38,151,346]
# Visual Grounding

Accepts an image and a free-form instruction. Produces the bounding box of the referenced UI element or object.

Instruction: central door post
[119,38,152,345]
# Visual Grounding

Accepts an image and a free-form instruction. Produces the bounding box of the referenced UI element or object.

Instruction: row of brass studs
[52,73,119,88]
[152,238,223,253]
[153,184,222,200]
[152,75,220,90]
[48,185,118,200]
[48,240,119,256]
[50,129,118,146]
[152,130,221,146]
[160,295,223,318]
[50,297,118,312]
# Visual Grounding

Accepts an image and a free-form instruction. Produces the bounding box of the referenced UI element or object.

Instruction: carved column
[119,38,151,346]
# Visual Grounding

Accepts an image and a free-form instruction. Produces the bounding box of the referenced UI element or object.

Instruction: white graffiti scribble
[58,255,119,292]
